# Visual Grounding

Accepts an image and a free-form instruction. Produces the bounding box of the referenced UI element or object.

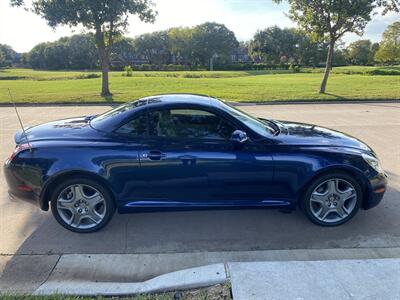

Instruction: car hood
[275,120,372,152]
[15,116,101,144]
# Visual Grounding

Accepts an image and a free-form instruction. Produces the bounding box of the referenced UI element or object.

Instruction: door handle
[145,150,166,161]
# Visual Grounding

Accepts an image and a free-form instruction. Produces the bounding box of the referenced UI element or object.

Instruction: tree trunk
[95,28,112,97]
[101,58,111,97]
[319,39,335,94]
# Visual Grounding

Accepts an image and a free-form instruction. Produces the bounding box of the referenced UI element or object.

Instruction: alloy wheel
[309,178,357,223]
[56,184,107,230]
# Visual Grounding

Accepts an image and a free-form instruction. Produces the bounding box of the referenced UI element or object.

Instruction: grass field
[0,66,399,103]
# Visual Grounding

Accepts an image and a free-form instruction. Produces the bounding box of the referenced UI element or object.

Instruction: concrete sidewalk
[33,258,400,298]
[229,258,400,300]
[3,248,400,298]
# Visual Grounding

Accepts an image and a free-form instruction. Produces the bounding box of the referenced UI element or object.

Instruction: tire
[301,172,362,226]
[50,177,115,233]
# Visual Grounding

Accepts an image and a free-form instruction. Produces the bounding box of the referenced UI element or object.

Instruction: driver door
[137,106,275,206]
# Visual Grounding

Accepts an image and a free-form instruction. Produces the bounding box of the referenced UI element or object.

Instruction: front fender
[296,164,370,198]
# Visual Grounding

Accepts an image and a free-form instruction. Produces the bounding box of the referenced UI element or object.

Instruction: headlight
[362,153,384,174]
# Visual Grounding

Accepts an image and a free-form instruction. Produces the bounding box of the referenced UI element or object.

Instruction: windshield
[91,101,145,125]
[220,101,277,136]
[90,99,153,131]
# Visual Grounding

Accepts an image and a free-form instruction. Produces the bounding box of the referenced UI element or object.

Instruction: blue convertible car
[4,94,387,232]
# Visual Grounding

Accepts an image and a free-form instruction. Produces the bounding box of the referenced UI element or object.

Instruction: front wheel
[50,178,115,233]
[302,172,362,226]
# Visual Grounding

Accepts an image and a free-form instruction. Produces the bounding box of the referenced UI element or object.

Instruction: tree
[250,26,298,64]
[111,37,136,68]
[191,22,238,70]
[0,51,7,68]
[375,22,400,64]
[168,27,194,66]
[333,45,350,66]
[12,0,156,97]
[274,0,399,93]
[292,30,325,66]
[43,41,70,69]
[67,34,98,70]
[27,35,98,70]
[134,31,171,65]
[347,40,374,65]
[250,27,328,66]
[28,42,49,69]
[0,44,17,67]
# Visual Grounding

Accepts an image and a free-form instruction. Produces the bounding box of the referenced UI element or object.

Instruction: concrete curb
[5,247,400,295]
[33,263,227,296]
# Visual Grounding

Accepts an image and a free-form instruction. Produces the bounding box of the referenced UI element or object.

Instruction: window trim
[112,103,265,142]
[113,108,150,138]
[148,106,238,141]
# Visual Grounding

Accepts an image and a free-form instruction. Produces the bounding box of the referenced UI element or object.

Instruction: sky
[0,0,398,53]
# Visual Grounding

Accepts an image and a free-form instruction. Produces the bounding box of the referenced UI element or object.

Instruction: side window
[116,113,147,136]
[148,108,235,140]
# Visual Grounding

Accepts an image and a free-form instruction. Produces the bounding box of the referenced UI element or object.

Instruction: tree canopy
[249,26,328,66]
[274,0,399,93]
[250,26,298,64]
[347,40,378,65]
[28,34,98,70]
[167,27,194,65]
[0,44,17,67]
[191,22,239,70]
[134,31,171,65]
[13,0,157,96]
[375,21,400,64]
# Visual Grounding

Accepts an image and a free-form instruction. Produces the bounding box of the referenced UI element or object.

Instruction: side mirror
[230,130,248,144]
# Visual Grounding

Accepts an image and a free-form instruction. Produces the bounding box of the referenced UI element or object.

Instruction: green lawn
[0,67,399,103]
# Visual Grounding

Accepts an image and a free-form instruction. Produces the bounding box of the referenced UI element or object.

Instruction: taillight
[7,143,30,162]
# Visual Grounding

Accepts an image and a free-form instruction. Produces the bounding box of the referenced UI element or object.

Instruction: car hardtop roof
[136,94,223,108]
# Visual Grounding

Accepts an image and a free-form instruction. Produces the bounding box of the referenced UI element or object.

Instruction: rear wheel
[302,172,362,226]
[50,178,115,233]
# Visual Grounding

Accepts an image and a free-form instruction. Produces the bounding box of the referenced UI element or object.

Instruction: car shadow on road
[9,184,400,255]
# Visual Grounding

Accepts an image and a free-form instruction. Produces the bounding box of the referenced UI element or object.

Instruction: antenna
[7,88,32,152]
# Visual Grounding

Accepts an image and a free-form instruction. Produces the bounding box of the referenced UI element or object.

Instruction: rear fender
[39,169,115,211]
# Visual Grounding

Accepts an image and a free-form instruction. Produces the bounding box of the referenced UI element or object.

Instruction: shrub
[366,69,400,76]
[76,73,100,79]
[136,64,152,71]
[0,76,28,80]
[182,73,202,78]
[164,64,185,71]
[214,63,253,71]
[252,63,290,70]
[123,66,133,77]
[289,64,301,73]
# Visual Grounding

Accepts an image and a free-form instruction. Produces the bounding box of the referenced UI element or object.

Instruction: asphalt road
[0,103,399,256]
